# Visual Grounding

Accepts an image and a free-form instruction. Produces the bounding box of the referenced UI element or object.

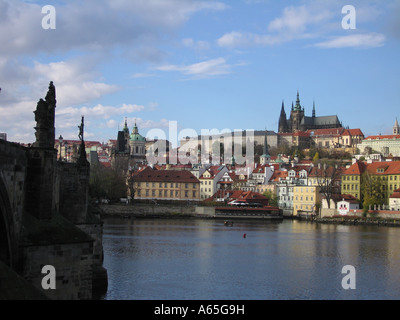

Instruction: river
[102,218,400,300]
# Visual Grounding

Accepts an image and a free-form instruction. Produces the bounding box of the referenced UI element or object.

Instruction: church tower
[394,118,400,135]
[290,91,305,132]
[260,130,271,165]
[278,101,288,133]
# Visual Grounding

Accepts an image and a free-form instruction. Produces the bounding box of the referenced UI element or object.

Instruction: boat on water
[224,220,234,227]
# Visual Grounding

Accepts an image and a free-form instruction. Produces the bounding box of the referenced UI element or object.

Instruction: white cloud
[314,33,386,49]
[0,0,228,60]
[156,58,232,78]
[217,5,332,49]
[217,31,282,48]
[268,5,331,34]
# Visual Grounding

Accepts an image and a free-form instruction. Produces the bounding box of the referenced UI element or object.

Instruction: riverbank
[96,204,400,227]
[97,204,283,220]
[314,216,400,227]
[96,203,209,219]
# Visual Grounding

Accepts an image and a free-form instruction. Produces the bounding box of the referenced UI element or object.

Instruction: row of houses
[128,155,400,216]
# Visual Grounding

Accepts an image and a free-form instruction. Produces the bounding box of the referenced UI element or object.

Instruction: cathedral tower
[290,91,304,132]
[394,118,400,135]
[278,101,288,133]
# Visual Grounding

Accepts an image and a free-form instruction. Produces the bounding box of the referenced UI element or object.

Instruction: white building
[389,188,400,211]
[357,119,400,157]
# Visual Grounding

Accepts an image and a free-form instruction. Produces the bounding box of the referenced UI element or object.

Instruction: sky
[0,0,399,146]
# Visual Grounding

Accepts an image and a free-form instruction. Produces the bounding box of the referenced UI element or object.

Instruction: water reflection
[102,218,400,300]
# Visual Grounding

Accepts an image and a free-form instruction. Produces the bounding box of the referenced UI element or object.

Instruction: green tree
[313,151,320,163]
[263,190,278,206]
[361,171,386,210]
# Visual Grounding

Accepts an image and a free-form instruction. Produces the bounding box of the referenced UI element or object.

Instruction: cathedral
[112,119,147,170]
[278,91,342,133]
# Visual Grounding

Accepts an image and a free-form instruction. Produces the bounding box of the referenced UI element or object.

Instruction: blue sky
[0,0,399,145]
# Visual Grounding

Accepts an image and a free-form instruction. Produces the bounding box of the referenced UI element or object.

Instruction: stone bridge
[0,83,107,300]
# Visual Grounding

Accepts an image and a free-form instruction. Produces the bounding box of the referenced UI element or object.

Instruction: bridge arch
[0,176,14,268]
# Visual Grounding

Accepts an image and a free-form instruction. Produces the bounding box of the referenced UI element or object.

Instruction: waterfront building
[340,161,365,200]
[389,188,400,211]
[199,165,229,200]
[132,166,200,202]
[341,160,400,203]
[293,185,320,216]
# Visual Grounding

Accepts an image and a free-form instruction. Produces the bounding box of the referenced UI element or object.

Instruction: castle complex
[278,91,342,133]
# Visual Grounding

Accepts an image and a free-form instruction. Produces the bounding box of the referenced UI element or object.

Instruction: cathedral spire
[312,101,316,118]
[294,90,301,111]
[278,101,288,133]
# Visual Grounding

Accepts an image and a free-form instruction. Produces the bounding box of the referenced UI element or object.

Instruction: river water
[102,218,400,300]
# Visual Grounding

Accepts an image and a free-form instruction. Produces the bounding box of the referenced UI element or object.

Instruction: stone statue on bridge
[78,116,84,142]
[33,81,56,149]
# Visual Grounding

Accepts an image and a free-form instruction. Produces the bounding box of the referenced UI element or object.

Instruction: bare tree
[313,161,342,209]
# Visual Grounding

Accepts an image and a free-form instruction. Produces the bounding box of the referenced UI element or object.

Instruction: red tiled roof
[342,161,367,175]
[347,129,364,136]
[365,161,400,175]
[293,131,310,137]
[270,170,288,181]
[133,167,200,183]
[307,128,344,136]
[365,135,400,140]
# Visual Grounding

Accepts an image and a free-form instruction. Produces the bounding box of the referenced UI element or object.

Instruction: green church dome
[130,122,146,141]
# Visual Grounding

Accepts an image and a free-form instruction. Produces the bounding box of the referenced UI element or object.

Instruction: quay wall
[98,204,214,218]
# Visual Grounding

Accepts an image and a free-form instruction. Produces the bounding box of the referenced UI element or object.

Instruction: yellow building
[341,160,400,203]
[133,167,200,202]
[293,185,320,216]
[341,161,365,200]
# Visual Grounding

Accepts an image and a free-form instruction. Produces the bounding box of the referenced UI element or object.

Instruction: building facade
[293,185,320,216]
[132,167,200,202]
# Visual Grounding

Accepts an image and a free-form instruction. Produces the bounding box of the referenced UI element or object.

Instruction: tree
[313,161,342,209]
[263,190,278,206]
[90,164,128,201]
[313,151,320,163]
[361,171,386,210]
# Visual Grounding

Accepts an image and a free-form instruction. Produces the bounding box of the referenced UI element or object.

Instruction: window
[164,190,168,197]
[193,191,196,197]
[152,190,155,196]
[185,183,189,189]
[170,190,174,197]
[185,191,189,198]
